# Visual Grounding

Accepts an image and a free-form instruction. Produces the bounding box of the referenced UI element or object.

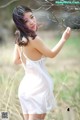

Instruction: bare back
[18,36,43,61]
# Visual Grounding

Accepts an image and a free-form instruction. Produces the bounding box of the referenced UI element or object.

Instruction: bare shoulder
[29,35,43,46]
[14,44,21,53]
[28,36,54,58]
[14,44,19,50]
[34,35,41,40]
[15,43,20,48]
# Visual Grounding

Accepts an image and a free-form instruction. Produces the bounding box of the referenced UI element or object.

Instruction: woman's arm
[13,44,22,64]
[32,27,71,58]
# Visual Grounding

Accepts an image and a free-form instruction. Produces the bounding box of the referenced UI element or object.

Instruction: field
[0,31,80,120]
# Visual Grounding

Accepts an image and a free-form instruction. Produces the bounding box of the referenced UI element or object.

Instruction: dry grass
[0,31,80,120]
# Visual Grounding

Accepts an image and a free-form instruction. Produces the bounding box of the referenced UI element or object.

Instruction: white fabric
[18,48,57,114]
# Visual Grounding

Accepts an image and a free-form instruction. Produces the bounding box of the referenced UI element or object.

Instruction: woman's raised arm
[32,27,71,58]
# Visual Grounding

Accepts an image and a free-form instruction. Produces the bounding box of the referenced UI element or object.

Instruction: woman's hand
[61,27,71,42]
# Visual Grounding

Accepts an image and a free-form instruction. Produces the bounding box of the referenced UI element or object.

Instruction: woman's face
[23,12,37,32]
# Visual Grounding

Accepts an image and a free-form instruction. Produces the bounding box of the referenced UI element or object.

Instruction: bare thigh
[29,113,46,120]
[23,114,29,120]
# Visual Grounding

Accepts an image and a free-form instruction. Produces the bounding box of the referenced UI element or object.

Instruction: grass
[0,31,80,120]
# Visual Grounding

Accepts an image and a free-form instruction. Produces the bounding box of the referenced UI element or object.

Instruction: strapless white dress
[18,50,57,114]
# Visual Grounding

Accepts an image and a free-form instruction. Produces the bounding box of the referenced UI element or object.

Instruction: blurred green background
[0,0,80,120]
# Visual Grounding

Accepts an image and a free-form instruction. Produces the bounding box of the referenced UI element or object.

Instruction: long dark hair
[12,5,37,46]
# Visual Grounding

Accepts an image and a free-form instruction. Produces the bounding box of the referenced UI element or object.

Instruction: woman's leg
[23,114,29,120]
[28,113,46,120]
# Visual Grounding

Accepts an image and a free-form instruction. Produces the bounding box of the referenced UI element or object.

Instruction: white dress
[18,48,57,114]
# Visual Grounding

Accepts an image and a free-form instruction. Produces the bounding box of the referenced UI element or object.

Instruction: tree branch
[0,0,19,9]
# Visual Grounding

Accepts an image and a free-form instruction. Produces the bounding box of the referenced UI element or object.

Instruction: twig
[0,0,19,9]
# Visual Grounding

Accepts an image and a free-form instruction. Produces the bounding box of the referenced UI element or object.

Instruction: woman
[12,5,71,120]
